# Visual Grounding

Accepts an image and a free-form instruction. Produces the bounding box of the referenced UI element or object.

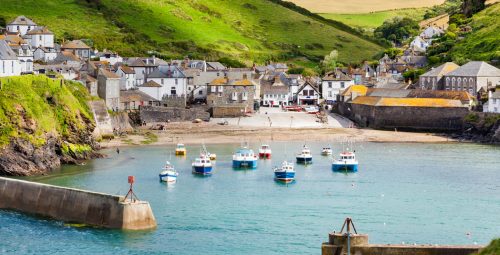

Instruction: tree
[462,0,486,17]
[374,17,419,44]
[384,48,403,59]
[321,50,339,72]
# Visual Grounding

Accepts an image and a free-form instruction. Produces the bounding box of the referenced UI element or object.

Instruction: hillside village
[1,15,499,134]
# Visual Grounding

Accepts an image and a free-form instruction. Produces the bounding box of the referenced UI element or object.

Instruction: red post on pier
[124,176,139,202]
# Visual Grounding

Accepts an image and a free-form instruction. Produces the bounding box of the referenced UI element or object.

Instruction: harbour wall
[322,233,483,255]
[0,177,157,230]
[336,102,468,131]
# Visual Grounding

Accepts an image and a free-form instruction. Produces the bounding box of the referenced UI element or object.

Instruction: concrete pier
[322,219,484,255]
[0,177,157,230]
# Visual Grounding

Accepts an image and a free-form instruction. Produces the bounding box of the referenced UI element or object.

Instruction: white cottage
[321,71,354,104]
[420,26,444,39]
[0,40,22,77]
[296,81,321,105]
[145,65,187,99]
[483,91,500,113]
[26,27,54,48]
[116,65,136,90]
[6,16,37,36]
[410,36,430,53]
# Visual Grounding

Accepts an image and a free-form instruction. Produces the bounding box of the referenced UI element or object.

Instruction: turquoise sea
[1,142,499,254]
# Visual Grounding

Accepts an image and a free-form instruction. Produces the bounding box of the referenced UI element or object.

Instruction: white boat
[258,144,272,159]
[321,146,333,156]
[274,161,295,183]
[159,161,179,182]
[233,147,258,168]
[296,145,312,164]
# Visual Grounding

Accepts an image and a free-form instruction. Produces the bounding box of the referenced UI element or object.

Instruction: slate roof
[209,78,254,86]
[366,88,411,98]
[9,16,36,26]
[26,26,53,35]
[120,90,158,102]
[446,61,500,77]
[322,70,352,81]
[119,65,135,74]
[147,66,185,79]
[50,51,80,63]
[261,83,289,94]
[98,68,120,79]
[207,62,226,70]
[139,81,162,87]
[420,62,460,77]
[0,40,18,60]
[62,40,90,49]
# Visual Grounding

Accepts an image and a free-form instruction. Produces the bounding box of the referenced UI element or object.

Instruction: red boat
[258,144,272,159]
[284,105,302,112]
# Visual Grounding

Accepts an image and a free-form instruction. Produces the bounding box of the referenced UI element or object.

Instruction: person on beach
[116,148,120,154]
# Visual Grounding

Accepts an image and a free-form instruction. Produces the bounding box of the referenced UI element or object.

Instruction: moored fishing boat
[232,147,258,168]
[159,161,179,182]
[321,146,333,156]
[332,151,358,172]
[207,152,217,161]
[175,143,186,156]
[296,145,312,164]
[192,154,213,175]
[274,161,295,183]
[258,144,272,159]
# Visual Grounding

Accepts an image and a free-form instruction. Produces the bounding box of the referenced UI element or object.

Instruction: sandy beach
[100,122,453,148]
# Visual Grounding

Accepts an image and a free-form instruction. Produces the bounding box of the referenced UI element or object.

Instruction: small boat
[332,151,358,172]
[321,146,333,156]
[232,147,258,168]
[274,161,295,183]
[159,161,179,182]
[258,144,272,159]
[305,106,319,114]
[296,145,312,164]
[175,143,186,156]
[192,154,213,175]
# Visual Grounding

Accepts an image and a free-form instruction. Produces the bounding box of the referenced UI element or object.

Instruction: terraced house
[207,78,256,117]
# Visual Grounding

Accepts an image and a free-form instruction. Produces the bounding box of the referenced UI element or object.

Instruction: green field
[450,3,500,63]
[320,8,427,29]
[0,0,383,65]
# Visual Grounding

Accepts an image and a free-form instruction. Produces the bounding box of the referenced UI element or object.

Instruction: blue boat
[192,154,213,175]
[232,147,258,169]
[296,145,312,164]
[274,161,295,183]
[332,151,358,172]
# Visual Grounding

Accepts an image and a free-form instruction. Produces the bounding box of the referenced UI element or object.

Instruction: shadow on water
[273,179,296,186]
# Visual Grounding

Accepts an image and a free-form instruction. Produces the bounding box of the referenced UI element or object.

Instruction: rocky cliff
[454,112,500,143]
[0,75,100,176]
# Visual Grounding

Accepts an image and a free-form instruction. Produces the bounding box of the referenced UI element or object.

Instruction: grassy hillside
[320,8,427,30]
[449,3,500,63]
[0,75,93,147]
[0,0,383,64]
[287,0,444,13]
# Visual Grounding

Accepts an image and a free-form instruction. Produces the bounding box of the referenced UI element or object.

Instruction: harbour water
[1,142,499,254]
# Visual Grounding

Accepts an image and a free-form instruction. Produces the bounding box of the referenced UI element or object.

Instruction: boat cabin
[339,152,355,160]
[235,149,255,157]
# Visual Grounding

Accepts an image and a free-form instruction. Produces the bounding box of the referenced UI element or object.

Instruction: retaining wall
[140,106,210,123]
[0,177,156,230]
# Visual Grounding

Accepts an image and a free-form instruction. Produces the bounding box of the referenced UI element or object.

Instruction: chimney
[153,55,156,65]
[203,60,207,72]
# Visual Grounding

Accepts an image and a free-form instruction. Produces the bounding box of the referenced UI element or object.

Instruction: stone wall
[163,95,186,108]
[212,106,247,118]
[207,85,255,114]
[336,102,468,131]
[140,106,210,123]
[0,177,156,230]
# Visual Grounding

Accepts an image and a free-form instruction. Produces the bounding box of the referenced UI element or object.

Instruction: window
[218,86,224,92]
[328,91,332,97]
[161,79,164,85]
[242,92,248,101]
[243,74,248,79]
[340,82,345,88]
[210,86,216,93]
[232,92,238,101]
[171,87,176,95]
[198,90,203,95]
[328,82,332,88]
[175,79,178,85]
[217,72,220,77]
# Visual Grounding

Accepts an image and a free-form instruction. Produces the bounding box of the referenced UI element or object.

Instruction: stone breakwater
[0,177,157,230]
